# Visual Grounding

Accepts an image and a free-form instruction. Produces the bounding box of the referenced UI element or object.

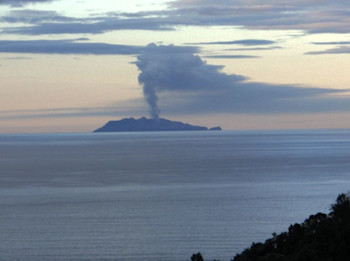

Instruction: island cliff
[93,117,222,132]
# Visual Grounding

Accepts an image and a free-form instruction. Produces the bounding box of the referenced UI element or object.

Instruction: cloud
[0,39,198,55]
[2,1,350,35]
[189,39,276,46]
[1,56,32,60]
[1,10,78,24]
[203,55,259,59]
[305,46,350,55]
[135,44,348,117]
[226,46,283,51]
[312,41,350,45]
[169,0,350,34]
[159,86,349,115]
[0,103,146,120]
[0,39,142,55]
[0,0,55,6]
[136,43,229,118]
[306,41,350,54]
[2,13,174,35]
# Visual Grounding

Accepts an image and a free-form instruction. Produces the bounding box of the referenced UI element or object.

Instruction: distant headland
[93,117,222,132]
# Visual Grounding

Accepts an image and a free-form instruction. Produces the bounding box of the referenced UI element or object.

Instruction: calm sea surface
[1,130,350,261]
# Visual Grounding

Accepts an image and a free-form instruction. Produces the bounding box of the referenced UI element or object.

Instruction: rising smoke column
[135,44,162,119]
[135,43,206,119]
[135,44,168,119]
[135,43,342,118]
[141,81,160,120]
[135,43,231,119]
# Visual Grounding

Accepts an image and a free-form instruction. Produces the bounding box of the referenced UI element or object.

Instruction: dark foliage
[191,253,204,261]
[231,193,350,261]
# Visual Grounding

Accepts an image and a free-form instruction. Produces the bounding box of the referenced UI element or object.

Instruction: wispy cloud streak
[306,46,350,55]
[0,39,198,55]
[203,55,259,59]
[0,104,146,120]
[189,39,276,46]
[0,0,55,6]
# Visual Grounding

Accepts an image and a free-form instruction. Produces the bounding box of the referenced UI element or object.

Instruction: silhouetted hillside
[93,117,222,132]
[231,193,350,261]
[193,193,350,261]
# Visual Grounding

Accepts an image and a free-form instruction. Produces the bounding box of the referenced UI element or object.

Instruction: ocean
[1,130,350,261]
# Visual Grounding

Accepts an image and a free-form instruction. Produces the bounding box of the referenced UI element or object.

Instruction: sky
[0,0,350,133]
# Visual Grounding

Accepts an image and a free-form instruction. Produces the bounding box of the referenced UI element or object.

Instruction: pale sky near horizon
[0,0,350,133]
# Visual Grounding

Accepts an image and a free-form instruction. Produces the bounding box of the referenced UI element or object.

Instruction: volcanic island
[93,117,221,132]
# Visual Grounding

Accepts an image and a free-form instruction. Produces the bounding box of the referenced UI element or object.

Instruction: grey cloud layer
[0,0,55,6]
[135,44,348,117]
[0,104,146,120]
[226,46,282,51]
[312,41,350,45]
[306,46,350,55]
[204,55,259,59]
[1,11,174,35]
[2,0,350,35]
[0,39,143,55]
[189,40,276,46]
[1,10,78,24]
[0,39,198,55]
[305,41,350,55]
[169,0,350,34]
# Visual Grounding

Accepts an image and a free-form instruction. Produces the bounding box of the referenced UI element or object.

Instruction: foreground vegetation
[193,193,350,261]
